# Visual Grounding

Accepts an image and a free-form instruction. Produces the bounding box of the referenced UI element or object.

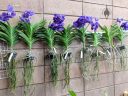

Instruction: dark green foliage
[0,21,18,48]
[37,27,55,48]
[56,26,75,50]
[17,21,45,49]
[100,24,121,47]
[74,28,87,44]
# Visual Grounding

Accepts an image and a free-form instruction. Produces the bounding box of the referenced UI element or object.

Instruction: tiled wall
[0,0,128,96]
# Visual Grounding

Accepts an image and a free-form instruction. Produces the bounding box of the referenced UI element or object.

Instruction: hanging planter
[37,19,59,86]
[100,25,116,63]
[73,16,103,79]
[0,5,18,91]
[55,24,75,86]
[73,16,100,79]
[17,10,41,96]
[115,19,128,69]
[48,14,75,86]
[100,18,128,70]
[85,18,107,79]
[88,31,103,78]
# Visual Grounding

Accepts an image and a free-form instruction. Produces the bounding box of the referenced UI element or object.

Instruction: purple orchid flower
[117,18,124,23]
[73,16,93,29]
[49,23,64,32]
[0,5,16,22]
[73,16,86,28]
[20,10,35,23]
[53,14,65,24]
[7,5,16,18]
[121,22,128,30]
[91,18,99,32]
[49,14,65,31]
[116,18,128,30]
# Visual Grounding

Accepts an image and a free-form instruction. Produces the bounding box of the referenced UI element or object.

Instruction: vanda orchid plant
[73,16,98,79]
[115,18,128,69]
[49,14,75,86]
[100,18,128,69]
[73,16,103,79]
[17,11,43,96]
[37,15,59,86]
[0,5,18,91]
[86,18,104,78]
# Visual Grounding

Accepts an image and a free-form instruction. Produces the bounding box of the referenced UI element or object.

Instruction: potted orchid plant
[17,10,42,96]
[37,14,59,85]
[56,25,75,86]
[100,18,128,69]
[87,18,103,78]
[73,16,99,79]
[115,18,128,69]
[0,5,18,91]
[50,14,75,86]
[73,16,102,78]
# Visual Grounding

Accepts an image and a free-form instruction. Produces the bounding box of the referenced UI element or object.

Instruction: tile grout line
[83,1,112,6]
[69,0,128,10]
[42,0,46,95]
[43,49,46,96]
[82,0,86,96]
[112,0,116,96]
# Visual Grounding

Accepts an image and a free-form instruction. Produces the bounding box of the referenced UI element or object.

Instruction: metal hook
[103,5,111,19]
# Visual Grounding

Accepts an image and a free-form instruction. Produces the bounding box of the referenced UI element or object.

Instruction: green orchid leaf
[55,25,75,86]
[68,90,77,96]
[100,24,123,47]
[17,20,45,49]
[0,21,18,48]
[36,21,56,49]
[56,25,75,50]
[74,27,87,43]
[36,21,60,85]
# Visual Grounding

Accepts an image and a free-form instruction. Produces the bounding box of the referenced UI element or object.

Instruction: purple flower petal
[73,16,94,29]
[49,14,65,31]
[73,16,86,29]
[117,18,124,23]
[7,5,14,12]
[53,14,65,24]
[91,22,99,32]
[20,10,34,23]
[121,22,128,30]
[0,5,16,22]
[49,23,64,32]
[90,18,99,32]
[85,16,93,23]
